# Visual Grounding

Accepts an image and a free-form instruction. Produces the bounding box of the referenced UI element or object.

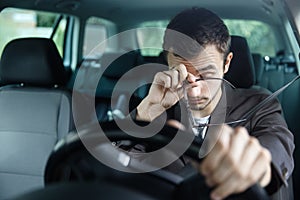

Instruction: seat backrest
[98,50,149,120]
[0,38,73,199]
[224,35,256,88]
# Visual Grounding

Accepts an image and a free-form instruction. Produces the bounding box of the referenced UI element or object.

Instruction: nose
[185,73,204,96]
[186,73,203,86]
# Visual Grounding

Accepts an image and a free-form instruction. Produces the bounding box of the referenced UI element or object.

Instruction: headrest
[224,36,256,88]
[100,50,141,79]
[157,51,168,65]
[0,38,68,86]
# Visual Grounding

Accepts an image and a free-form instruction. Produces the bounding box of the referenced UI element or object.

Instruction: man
[134,7,294,200]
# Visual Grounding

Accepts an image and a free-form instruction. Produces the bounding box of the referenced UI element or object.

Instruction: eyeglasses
[183,77,241,128]
[194,77,236,89]
[183,75,300,128]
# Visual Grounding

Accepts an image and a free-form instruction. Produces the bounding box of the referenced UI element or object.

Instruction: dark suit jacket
[164,84,294,195]
[126,84,294,197]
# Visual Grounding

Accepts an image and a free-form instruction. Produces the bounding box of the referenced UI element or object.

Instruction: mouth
[187,97,208,105]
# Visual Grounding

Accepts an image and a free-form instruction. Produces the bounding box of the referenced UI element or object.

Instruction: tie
[197,126,205,138]
[194,126,205,144]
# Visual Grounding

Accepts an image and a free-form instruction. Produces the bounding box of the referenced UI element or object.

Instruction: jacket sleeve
[250,96,294,194]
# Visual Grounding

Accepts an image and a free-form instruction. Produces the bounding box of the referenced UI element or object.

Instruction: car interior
[0,0,299,199]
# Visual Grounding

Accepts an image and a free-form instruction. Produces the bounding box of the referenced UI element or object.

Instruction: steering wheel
[41,119,269,200]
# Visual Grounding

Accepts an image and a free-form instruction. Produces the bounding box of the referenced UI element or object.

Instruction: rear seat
[96,50,146,120]
[251,52,299,126]
[257,56,285,101]
[71,50,148,122]
[251,52,300,197]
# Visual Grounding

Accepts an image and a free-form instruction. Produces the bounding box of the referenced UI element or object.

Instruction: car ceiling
[0,0,287,26]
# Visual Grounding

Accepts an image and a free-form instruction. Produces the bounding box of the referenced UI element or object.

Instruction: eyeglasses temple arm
[240,75,300,122]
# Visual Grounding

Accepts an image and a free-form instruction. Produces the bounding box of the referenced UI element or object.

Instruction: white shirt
[192,115,210,139]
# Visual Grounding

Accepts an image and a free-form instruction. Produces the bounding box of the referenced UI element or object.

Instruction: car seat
[0,38,73,199]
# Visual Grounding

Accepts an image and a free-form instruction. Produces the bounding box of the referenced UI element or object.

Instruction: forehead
[168,45,224,69]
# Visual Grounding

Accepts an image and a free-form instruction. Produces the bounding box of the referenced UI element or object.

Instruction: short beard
[190,98,212,111]
[190,86,221,111]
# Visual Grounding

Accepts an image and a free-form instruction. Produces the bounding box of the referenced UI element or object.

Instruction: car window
[52,17,67,57]
[83,17,109,60]
[224,19,276,57]
[137,20,169,56]
[137,19,276,57]
[0,8,65,57]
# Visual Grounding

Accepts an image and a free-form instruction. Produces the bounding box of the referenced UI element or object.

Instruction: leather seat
[0,38,73,199]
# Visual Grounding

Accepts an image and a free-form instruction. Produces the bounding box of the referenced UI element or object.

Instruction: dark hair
[163,7,231,60]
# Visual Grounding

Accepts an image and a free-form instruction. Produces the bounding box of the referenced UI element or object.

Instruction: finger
[167,119,186,131]
[161,88,181,108]
[147,80,164,103]
[159,70,180,89]
[212,139,272,198]
[210,172,242,200]
[156,64,188,89]
[164,70,179,88]
[153,71,172,89]
[212,137,262,196]
[243,148,271,188]
[235,137,262,184]
[209,127,249,186]
[176,86,184,99]
[234,149,271,193]
[175,64,188,87]
[200,125,231,177]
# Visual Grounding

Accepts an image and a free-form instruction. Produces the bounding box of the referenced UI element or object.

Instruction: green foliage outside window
[0,8,65,57]
[36,13,57,27]
[137,19,276,57]
[224,19,276,56]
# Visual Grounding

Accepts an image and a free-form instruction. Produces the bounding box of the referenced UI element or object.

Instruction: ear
[224,52,233,74]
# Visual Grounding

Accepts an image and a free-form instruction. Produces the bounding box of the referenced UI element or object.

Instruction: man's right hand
[136,64,188,121]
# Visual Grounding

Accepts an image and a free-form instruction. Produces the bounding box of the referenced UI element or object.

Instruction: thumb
[167,119,186,131]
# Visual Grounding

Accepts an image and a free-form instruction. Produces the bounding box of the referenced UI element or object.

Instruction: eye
[200,72,215,78]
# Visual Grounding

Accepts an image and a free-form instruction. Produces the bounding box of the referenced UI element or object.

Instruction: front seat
[0,38,73,199]
[224,35,256,88]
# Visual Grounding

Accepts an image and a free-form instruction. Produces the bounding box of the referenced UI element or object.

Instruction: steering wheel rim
[45,119,270,200]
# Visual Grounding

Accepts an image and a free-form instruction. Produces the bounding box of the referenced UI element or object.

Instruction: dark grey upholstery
[97,51,142,97]
[225,35,256,88]
[252,53,265,84]
[71,51,147,122]
[0,38,73,199]
[0,38,68,86]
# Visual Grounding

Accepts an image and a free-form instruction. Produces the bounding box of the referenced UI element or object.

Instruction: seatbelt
[240,74,300,124]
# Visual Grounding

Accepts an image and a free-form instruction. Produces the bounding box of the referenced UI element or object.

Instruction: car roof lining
[0,0,285,27]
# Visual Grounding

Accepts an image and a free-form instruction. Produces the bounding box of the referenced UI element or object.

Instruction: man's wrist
[136,98,166,122]
[136,99,151,121]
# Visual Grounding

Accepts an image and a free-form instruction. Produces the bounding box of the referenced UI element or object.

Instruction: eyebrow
[195,64,217,72]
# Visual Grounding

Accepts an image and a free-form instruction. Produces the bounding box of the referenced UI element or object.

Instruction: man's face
[167,45,231,116]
